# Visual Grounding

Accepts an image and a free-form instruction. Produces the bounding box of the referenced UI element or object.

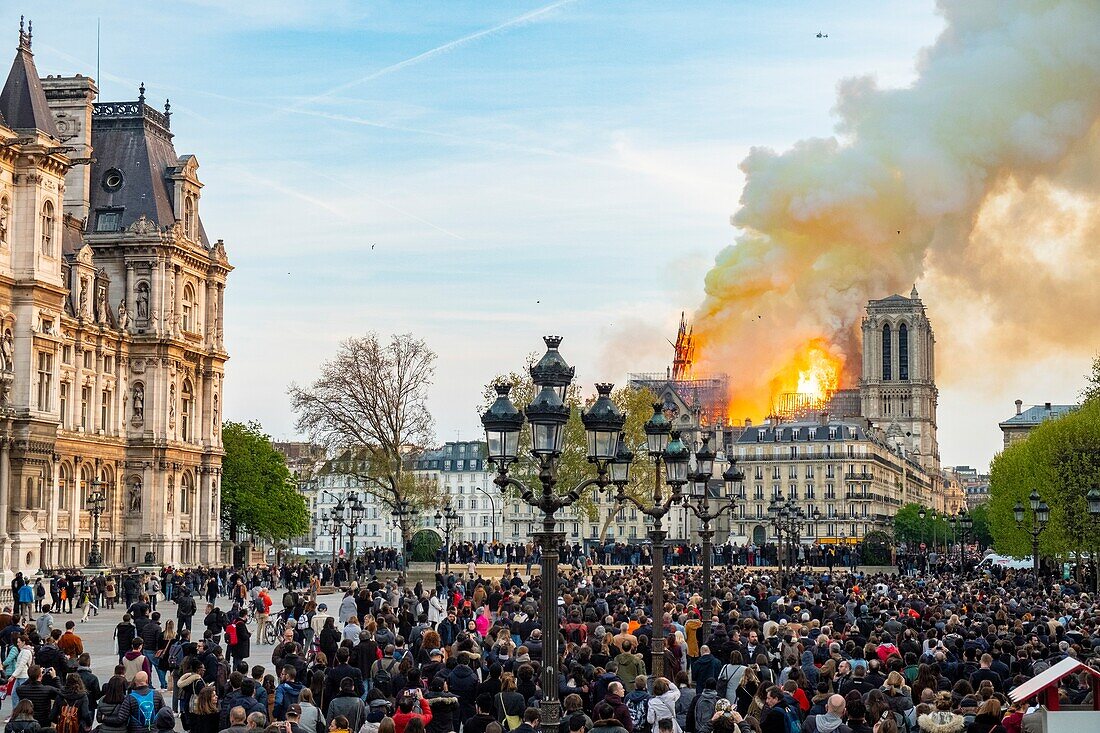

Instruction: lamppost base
[539,698,562,730]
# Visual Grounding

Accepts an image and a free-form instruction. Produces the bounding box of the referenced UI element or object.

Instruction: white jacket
[428,595,446,624]
[648,688,681,733]
[13,648,32,679]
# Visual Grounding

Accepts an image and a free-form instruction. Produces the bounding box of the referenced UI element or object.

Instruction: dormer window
[41,200,54,255]
[95,208,123,232]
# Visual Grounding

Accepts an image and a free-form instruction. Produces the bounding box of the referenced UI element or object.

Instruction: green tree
[892,503,950,548]
[221,421,310,545]
[988,399,1100,560]
[1081,354,1100,403]
[967,503,993,548]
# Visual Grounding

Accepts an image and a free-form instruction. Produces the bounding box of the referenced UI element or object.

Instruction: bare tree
[289,332,436,546]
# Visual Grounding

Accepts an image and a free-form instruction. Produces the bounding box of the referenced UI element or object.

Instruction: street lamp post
[1087,486,1100,593]
[683,433,741,628]
[1014,490,1049,575]
[86,479,106,568]
[474,486,498,545]
[614,403,690,679]
[392,499,421,569]
[435,503,459,574]
[481,336,638,729]
[768,495,808,584]
[323,491,365,572]
[918,506,927,552]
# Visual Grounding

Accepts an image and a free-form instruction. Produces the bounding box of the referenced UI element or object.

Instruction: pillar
[0,435,10,573]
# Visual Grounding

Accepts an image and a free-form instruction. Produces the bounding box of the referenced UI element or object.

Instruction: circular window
[25,551,33,567]
[102,169,124,192]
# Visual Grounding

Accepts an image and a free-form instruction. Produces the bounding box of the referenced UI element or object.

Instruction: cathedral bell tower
[859,287,939,472]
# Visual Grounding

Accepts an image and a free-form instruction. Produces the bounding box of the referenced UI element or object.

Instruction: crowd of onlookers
[0,558,1093,733]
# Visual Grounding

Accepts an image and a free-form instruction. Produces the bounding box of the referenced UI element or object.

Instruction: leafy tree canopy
[988,399,1100,557]
[222,420,310,543]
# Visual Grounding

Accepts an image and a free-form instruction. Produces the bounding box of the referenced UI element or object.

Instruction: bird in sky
[816,32,828,38]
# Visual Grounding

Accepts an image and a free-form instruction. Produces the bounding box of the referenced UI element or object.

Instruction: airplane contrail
[292,0,578,110]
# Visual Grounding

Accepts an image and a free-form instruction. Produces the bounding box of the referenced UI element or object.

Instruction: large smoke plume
[696,0,1100,420]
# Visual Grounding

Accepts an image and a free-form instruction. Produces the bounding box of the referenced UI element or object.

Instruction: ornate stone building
[0,22,229,575]
[859,288,940,472]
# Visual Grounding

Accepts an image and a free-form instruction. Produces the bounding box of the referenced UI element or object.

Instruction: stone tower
[859,287,940,472]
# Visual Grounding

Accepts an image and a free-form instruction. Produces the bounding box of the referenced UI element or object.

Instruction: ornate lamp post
[86,479,107,568]
[614,403,689,678]
[768,495,809,583]
[392,498,421,568]
[683,434,741,624]
[434,503,459,574]
[481,336,631,728]
[918,506,927,550]
[1013,490,1049,575]
[1087,486,1100,592]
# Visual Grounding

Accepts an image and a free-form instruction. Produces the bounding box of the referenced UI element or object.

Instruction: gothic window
[899,323,909,381]
[881,324,892,381]
[181,381,194,441]
[184,195,196,240]
[182,283,195,332]
[41,200,55,255]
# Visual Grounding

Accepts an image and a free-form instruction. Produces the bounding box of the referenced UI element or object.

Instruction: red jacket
[393,698,432,733]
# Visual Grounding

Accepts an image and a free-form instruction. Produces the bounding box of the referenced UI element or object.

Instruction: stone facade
[0,25,230,576]
[859,288,941,472]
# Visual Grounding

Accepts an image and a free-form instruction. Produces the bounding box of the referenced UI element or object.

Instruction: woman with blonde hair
[917,692,965,733]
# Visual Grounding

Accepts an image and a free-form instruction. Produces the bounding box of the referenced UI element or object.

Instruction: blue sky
[15,1,1089,470]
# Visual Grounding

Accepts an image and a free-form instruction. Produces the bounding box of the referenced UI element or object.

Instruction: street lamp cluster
[480,336,742,727]
[322,490,366,567]
[768,495,818,583]
[434,503,459,573]
[1013,490,1050,575]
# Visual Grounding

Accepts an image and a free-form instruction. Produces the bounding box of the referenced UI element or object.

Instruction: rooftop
[999,403,1078,427]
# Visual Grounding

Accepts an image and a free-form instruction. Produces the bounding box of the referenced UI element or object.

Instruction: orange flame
[723,338,845,422]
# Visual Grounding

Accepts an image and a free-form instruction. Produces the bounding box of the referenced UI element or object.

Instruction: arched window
[181,381,193,441]
[58,464,71,511]
[881,324,891,381]
[181,473,192,514]
[40,200,54,255]
[182,283,195,332]
[899,323,909,381]
[184,195,195,240]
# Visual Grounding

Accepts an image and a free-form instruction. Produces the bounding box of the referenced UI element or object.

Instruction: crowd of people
[0,558,1094,733]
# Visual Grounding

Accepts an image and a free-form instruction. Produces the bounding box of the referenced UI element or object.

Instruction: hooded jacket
[805,713,851,733]
[603,692,635,733]
[647,688,681,733]
[274,680,305,721]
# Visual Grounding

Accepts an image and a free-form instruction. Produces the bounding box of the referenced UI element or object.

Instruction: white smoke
[695,0,1100,418]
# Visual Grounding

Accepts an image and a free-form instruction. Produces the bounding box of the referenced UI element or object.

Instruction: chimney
[819,411,829,426]
[1044,402,1052,411]
[41,74,99,221]
[1015,399,1022,415]
[744,418,752,427]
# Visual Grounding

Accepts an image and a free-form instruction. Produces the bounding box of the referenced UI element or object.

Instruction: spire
[163,98,171,127]
[138,82,145,104]
[910,284,919,299]
[0,18,59,138]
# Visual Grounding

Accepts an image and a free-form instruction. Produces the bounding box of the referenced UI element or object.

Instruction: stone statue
[168,383,176,428]
[79,279,89,316]
[128,479,142,512]
[97,287,109,323]
[136,283,149,320]
[211,488,218,517]
[118,300,130,330]
[0,329,11,372]
[212,394,219,435]
[166,486,173,513]
[132,384,144,421]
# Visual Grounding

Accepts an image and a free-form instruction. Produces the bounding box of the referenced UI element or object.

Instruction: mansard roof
[87,90,209,244]
[0,25,60,138]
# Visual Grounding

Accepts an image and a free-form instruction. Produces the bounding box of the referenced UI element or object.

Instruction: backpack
[626,695,650,733]
[56,701,82,733]
[168,640,186,670]
[225,622,238,646]
[372,658,397,697]
[188,681,206,714]
[779,701,802,733]
[129,689,156,732]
